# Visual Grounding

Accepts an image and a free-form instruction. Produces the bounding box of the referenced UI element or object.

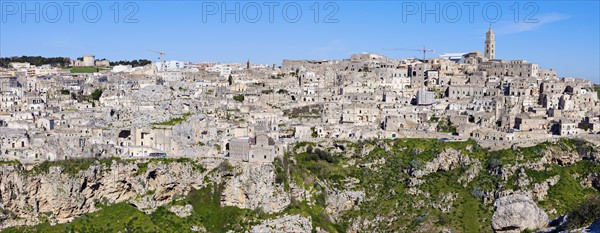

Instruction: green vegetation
[70,67,99,73]
[152,113,192,126]
[273,157,289,190]
[26,157,121,176]
[186,184,257,232]
[71,89,104,107]
[0,56,70,67]
[90,89,103,101]
[277,89,288,94]
[279,138,599,232]
[131,157,206,174]
[284,199,341,232]
[0,160,22,166]
[437,119,457,133]
[153,117,186,126]
[595,84,600,100]
[16,155,205,178]
[110,59,152,67]
[135,162,149,176]
[428,116,440,122]
[33,158,93,175]
[60,89,70,95]
[536,160,600,214]
[233,94,245,102]
[565,195,600,229]
[293,141,316,150]
[2,184,254,233]
[152,157,206,172]
[284,105,322,118]
[270,73,286,79]
[3,138,599,232]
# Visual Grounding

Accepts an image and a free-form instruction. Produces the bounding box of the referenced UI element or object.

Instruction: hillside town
[1,27,599,163]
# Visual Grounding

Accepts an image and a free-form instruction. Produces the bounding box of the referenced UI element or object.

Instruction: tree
[228,75,233,86]
[233,94,244,102]
[0,56,70,67]
[90,89,103,101]
[109,59,152,67]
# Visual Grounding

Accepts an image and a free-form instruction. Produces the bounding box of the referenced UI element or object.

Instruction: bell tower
[485,25,495,60]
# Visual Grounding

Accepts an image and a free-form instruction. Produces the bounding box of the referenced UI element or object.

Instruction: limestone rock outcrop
[221,163,290,213]
[169,204,193,218]
[250,214,312,233]
[412,148,473,178]
[491,194,548,233]
[0,159,207,230]
[325,188,365,222]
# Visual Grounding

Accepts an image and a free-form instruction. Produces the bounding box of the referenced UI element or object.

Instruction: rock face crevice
[0,160,207,229]
[220,163,290,213]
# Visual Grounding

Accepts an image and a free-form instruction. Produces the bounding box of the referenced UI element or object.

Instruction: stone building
[228,134,277,163]
[416,89,435,105]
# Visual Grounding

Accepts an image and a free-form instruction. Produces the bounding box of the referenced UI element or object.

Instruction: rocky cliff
[1,138,599,232]
[0,158,208,229]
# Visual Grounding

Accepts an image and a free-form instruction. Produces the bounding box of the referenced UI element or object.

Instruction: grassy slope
[2,184,255,233]
[284,138,600,232]
[70,67,100,73]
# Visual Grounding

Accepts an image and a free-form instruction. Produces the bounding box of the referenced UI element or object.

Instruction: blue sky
[0,1,598,82]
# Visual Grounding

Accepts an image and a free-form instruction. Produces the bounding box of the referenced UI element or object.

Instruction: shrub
[486,158,502,171]
[218,160,234,174]
[306,145,313,154]
[233,94,244,102]
[91,89,103,101]
[409,159,422,170]
[566,195,600,229]
[470,186,486,201]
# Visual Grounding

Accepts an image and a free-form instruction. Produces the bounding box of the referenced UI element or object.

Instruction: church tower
[485,26,495,60]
